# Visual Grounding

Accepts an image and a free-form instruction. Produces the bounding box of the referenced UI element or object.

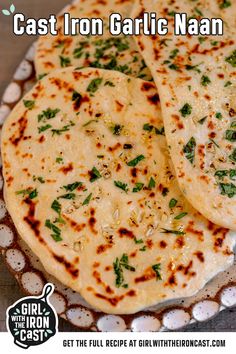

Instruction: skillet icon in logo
[7,283,58,349]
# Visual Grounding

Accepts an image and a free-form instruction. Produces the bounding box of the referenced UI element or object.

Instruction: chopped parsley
[169,49,179,59]
[127,155,145,167]
[148,177,156,189]
[134,237,144,244]
[132,183,144,193]
[225,130,236,142]
[185,63,202,73]
[38,124,52,133]
[87,78,103,93]
[201,75,211,86]
[229,149,236,162]
[89,167,102,182]
[23,100,35,110]
[113,254,135,288]
[104,80,115,87]
[58,193,76,200]
[51,121,75,136]
[225,50,236,67]
[215,112,222,120]
[183,137,196,164]
[51,199,61,214]
[152,264,162,280]
[169,63,179,71]
[38,73,47,81]
[45,219,62,242]
[56,157,63,164]
[179,103,192,117]
[16,188,38,199]
[198,116,207,125]
[219,183,236,198]
[219,0,231,9]
[215,169,236,180]
[82,193,92,206]
[63,182,82,191]
[174,212,188,220]
[59,56,71,68]
[143,123,164,135]
[114,180,128,192]
[72,91,82,107]
[169,198,177,208]
[224,81,232,87]
[33,176,45,184]
[38,108,60,122]
[161,228,186,235]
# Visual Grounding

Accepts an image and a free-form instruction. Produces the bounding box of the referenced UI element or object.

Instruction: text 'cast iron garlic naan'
[132,0,236,230]
[1,67,235,314]
[35,0,152,81]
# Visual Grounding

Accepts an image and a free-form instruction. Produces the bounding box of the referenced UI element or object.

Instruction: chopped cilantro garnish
[45,219,62,242]
[174,212,188,220]
[152,264,162,280]
[132,183,144,193]
[183,137,196,164]
[169,63,179,70]
[38,108,60,122]
[59,55,71,68]
[134,237,144,244]
[38,124,52,133]
[148,177,156,189]
[87,78,103,93]
[229,149,236,162]
[23,100,35,110]
[198,116,207,125]
[72,91,82,108]
[201,75,211,86]
[63,182,82,191]
[51,121,75,136]
[161,228,185,235]
[179,103,192,117]
[89,167,102,182]
[219,183,236,198]
[114,181,128,192]
[169,198,177,208]
[127,155,145,167]
[16,188,38,199]
[56,157,63,164]
[58,193,76,200]
[215,112,222,119]
[38,73,47,81]
[82,193,92,206]
[113,254,135,288]
[225,130,236,142]
[224,81,232,87]
[225,50,236,67]
[185,63,202,73]
[219,0,231,9]
[104,80,115,87]
[169,49,179,59]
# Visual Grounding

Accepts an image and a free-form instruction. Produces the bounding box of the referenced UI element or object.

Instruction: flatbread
[35,0,152,81]
[2,67,235,314]
[132,0,236,230]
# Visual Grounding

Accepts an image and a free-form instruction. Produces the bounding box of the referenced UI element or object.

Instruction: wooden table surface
[0,0,236,332]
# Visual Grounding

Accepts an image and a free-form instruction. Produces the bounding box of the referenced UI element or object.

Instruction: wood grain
[0,0,236,332]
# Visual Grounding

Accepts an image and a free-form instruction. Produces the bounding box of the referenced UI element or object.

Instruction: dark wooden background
[0,0,236,332]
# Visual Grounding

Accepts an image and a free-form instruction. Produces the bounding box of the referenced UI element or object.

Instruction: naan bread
[35,0,152,81]
[1,68,235,314]
[132,0,236,230]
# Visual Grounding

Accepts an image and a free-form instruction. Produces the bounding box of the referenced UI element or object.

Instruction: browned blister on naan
[1,67,235,313]
[132,0,236,230]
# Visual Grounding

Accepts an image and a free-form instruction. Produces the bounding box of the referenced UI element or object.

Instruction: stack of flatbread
[1,0,236,314]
